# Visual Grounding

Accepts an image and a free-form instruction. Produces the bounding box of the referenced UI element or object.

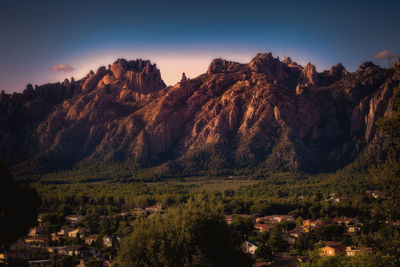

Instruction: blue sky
[1,0,399,92]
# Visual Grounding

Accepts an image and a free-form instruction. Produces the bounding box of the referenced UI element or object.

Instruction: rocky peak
[181,72,188,82]
[109,58,166,94]
[249,53,287,81]
[358,61,377,70]
[282,57,293,65]
[82,67,107,91]
[330,63,346,74]
[207,58,244,74]
[325,63,349,82]
[301,63,318,86]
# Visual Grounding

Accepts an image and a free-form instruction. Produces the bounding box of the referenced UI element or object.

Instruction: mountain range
[0,53,397,179]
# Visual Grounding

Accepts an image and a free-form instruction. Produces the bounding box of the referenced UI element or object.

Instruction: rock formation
[0,53,396,177]
[181,72,188,82]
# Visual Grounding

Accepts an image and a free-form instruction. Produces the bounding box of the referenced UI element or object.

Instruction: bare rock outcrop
[0,54,396,176]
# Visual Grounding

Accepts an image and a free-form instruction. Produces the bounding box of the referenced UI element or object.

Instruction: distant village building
[346,246,372,256]
[319,241,345,256]
[256,215,294,224]
[28,225,46,237]
[68,228,88,238]
[270,215,295,223]
[224,215,233,224]
[332,217,360,226]
[58,226,75,236]
[254,224,271,234]
[241,241,260,255]
[85,234,99,245]
[60,245,86,257]
[345,225,359,234]
[287,228,303,238]
[103,236,113,247]
[25,236,49,248]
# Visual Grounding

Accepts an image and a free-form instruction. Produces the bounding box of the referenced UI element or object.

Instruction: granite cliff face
[0,54,396,176]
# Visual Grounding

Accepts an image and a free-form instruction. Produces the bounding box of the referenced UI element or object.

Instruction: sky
[0,0,399,93]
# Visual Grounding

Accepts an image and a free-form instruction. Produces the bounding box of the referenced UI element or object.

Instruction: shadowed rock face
[0,53,396,175]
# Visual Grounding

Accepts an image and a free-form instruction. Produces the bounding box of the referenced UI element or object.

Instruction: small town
[2,189,395,267]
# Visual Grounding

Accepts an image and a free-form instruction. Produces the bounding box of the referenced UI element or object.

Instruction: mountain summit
[0,53,396,177]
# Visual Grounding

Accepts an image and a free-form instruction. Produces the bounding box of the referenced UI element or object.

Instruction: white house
[241,241,260,255]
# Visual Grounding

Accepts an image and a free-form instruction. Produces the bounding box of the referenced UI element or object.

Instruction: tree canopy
[118,202,252,267]
[0,161,41,250]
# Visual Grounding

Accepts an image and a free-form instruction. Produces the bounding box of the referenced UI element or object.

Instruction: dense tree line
[118,203,252,267]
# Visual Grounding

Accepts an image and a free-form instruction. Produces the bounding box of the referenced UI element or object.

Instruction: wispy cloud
[373,50,395,59]
[50,64,74,72]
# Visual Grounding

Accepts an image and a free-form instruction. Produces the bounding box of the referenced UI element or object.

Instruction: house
[51,232,67,241]
[225,215,233,225]
[103,235,113,247]
[65,214,84,224]
[37,213,44,223]
[28,225,46,237]
[85,234,99,245]
[254,224,271,234]
[287,228,303,238]
[25,236,49,247]
[241,241,260,255]
[256,216,276,224]
[58,226,75,236]
[270,215,295,223]
[256,215,294,224]
[59,245,88,257]
[393,221,400,227]
[319,241,345,256]
[303,219,325,229]
[68,228,89,238]
[0,253,5,264]
[346,246,372,256]
[346,225,359,234]
[46,246,67,254]
[332,217,360,226]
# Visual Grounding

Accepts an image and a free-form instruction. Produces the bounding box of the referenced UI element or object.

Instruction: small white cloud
[50,64,74,72]
[373,50,395,59]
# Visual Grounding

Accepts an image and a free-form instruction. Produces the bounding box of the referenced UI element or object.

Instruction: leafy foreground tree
[254,244,273,262]
[372,57,400,221]
[0,161,41,250]
[298,252,397,267]
[118,202,252,267]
